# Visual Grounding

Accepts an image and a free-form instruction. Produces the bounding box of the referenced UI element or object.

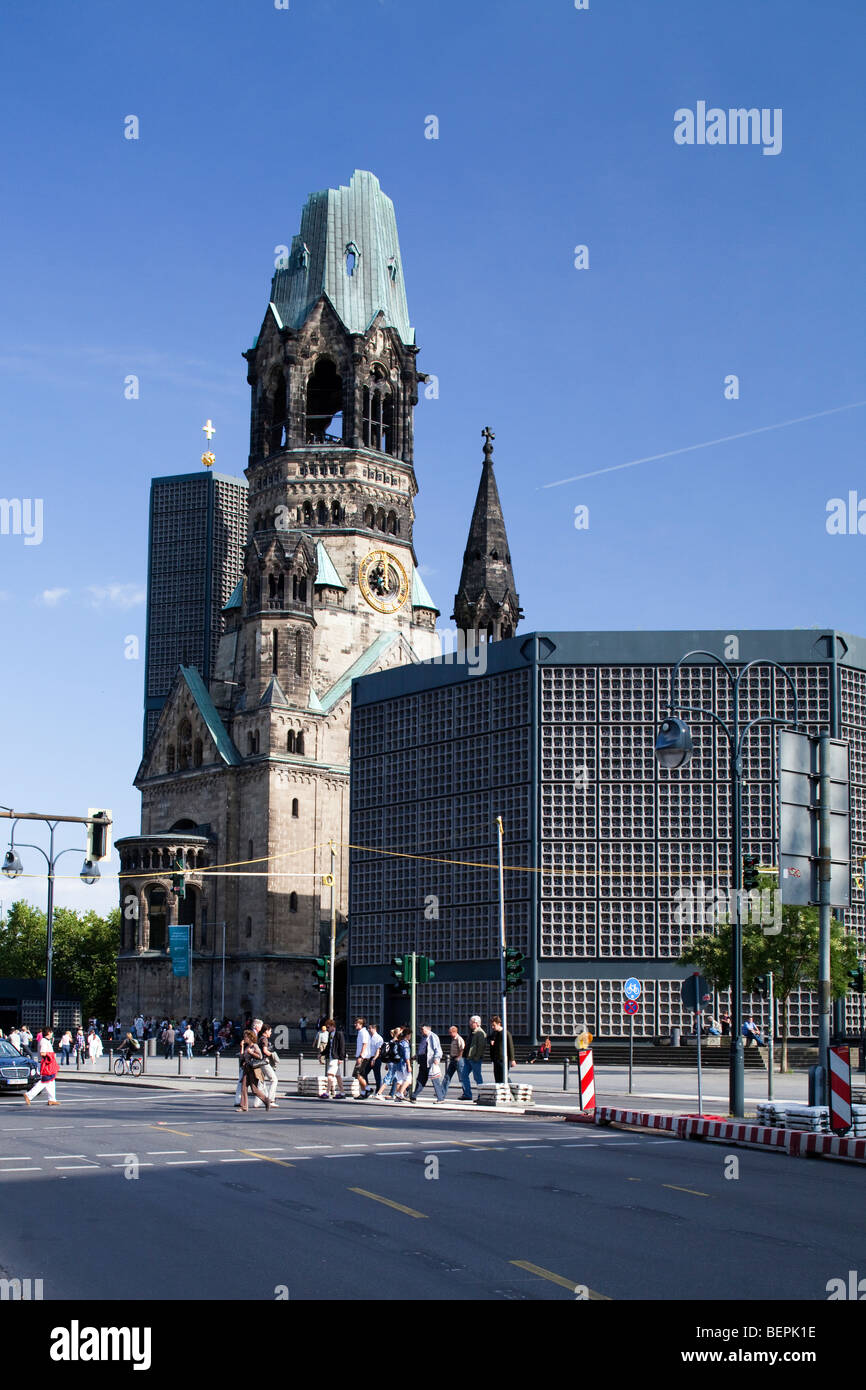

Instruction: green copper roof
[223,580,243,612]
[318,632,412,713]
[270,170,414,346]
[314,541,346,590]
[260,675,289,708]
[411,568,438,612]
[179,666,242,766]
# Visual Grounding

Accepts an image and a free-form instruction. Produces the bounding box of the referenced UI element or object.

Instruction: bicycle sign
[623,978,641,1002]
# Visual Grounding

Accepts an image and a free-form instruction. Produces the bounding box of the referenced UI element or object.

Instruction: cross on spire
[202,419,216,441]
[482,425,495,463]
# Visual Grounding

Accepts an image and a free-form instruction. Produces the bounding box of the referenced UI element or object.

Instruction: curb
[566,1106,866,1165]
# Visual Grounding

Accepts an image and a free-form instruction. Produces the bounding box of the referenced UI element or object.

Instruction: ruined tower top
[269,170,414,346]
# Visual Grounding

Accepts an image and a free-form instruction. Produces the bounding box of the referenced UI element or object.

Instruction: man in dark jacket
[323,1018,347,1098]
[462,1016,486,1098]
[489,1015,515,1084]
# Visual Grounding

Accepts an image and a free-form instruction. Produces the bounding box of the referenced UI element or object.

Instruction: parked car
[0,1039,39,1093]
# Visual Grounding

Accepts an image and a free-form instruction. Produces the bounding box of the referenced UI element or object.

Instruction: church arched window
[296,732,305,756]
[177,719,193,769]
[364,505,375,528]
[331,500,341,525]
[376,508,387,531]
[193,739,203,767]
[317,500,328,526]
[387,511,398,535]
[287,730,295,753]
[303,501,313,526]
[272,631,279,674]
[306,358,343,443]
[267,370,288,454]
[292,798,299,818]
[295,633,303,676]
[246,916,252,938]
[345,242,359,277]
[289,891,298,913]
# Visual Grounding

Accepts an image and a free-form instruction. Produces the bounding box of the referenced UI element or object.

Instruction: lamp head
[80,858,100,886]
[2,849,23,879]
[655,716,693,771]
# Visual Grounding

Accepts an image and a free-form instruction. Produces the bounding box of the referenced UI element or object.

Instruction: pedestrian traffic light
[743,854,760,890]
[417,955,435,983]
[848,964,865,995]
[753,974,770,999]
[505,947,526,993]
[391,955,412,985]
[312,956,330,991]
[171,852,186,899]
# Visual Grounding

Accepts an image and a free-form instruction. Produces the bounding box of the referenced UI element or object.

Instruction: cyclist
[119,1031,141,1069]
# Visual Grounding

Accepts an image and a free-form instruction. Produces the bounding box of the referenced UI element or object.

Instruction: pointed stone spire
[452,427,522,641]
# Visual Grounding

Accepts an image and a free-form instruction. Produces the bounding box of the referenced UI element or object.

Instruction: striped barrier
[578,1049,595,1111]
[829,1046,852,1135]
[581,1106,866,1164]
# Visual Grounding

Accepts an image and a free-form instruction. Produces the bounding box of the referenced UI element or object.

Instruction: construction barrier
[829,1045,852,1134]
[575,1106,866,1164]
[578,1048,595,1111]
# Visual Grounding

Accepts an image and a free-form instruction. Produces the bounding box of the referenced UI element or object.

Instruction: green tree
[0,900,119,1023]
[679,877,860,1070]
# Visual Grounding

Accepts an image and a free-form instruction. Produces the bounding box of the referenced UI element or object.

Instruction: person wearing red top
[24,1028,60,1105]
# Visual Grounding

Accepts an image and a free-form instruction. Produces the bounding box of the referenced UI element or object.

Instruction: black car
[0,1039,38,1093]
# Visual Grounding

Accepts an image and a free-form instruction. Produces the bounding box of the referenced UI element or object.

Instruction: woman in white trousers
[24,1028,60,1105]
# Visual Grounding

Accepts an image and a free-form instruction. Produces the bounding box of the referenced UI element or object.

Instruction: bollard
[214,1051,219,1078]
[108,1049,113,1073]
[177,1051,182,1075]
[141,1047,146,1075]
[298,1052,304,1079]
[76,1049,80,1071]
[563,1059,569,1092]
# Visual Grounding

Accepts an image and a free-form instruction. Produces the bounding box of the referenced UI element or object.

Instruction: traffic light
[417,955,436,984]
[743,854,760,891]
[505,947,526,993]
[171,851,186,899]
[391,955,411,985]
[312,956,330,992]
[848,964,865,995]
[753,974,770,999]
[86,809,112,862]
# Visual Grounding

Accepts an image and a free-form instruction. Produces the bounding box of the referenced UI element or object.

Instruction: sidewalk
[53,1053,844,1115]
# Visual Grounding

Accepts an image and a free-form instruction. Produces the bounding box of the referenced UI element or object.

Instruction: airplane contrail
[541,400,866,489]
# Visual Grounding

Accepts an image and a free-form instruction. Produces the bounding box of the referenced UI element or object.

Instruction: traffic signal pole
[767,971,775,1101]
[496,816,509,1095]
[328,840,336,1021]
[410,952,417,1099]
[818,733,833,1101]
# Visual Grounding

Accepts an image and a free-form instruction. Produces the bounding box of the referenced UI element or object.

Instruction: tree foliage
[0,900,119,1021]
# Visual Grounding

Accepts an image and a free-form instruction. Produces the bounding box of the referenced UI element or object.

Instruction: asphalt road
[0,1084,860,1301]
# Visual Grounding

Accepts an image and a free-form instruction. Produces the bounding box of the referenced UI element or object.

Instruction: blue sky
[0,0,863,915]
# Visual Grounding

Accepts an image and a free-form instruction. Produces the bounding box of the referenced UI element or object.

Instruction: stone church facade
[115,171,450,1024]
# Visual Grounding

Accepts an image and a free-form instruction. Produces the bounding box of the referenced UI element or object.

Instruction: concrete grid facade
[348,629,866,1041]
[144,471,248,749]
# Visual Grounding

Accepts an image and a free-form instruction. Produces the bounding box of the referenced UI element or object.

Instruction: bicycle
[113,1054,143,1077]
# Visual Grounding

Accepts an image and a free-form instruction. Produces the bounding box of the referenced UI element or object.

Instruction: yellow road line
[240,1149,294,1168]
[149,1125,192,1137]
[348,1187,427,1219]
[663,1183,709,1197]
[510,1260,611,1300]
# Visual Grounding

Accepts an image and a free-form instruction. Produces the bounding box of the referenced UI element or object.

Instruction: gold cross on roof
[202,419,216,441]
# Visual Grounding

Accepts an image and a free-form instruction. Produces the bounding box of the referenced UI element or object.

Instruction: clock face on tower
[359,549,409,614]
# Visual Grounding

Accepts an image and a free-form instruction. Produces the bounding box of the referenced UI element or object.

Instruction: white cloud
[37,588,70,606]
[87,583,146,609]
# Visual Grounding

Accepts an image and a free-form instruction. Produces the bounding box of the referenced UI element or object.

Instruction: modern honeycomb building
[348,628,866,1041]
[143,470,248,750]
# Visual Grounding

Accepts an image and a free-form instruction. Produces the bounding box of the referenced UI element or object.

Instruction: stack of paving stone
[297,1074,362,1097]
[475,1083,533,1107]
[851,1104,866,1137]
[758,1103,831,1133]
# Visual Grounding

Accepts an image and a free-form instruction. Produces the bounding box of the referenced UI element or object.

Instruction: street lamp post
[2,819,101,1028]
[655,652,799,1118]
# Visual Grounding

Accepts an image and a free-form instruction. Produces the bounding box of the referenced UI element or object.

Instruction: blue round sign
[623,977,641,1001]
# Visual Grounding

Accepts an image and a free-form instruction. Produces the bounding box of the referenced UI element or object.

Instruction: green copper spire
[270,170,414,345]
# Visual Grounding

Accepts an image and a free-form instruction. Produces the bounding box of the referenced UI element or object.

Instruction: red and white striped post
[829,1045,852,1135]
[578,1049,595,1111]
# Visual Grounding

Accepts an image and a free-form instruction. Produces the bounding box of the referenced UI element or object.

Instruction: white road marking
[293,1144,332,1149]
[96,1152,135,1157]
[0,1166,41,1172]
[0,1155,31,1160]
[166,1160,206,1166]
[146,1150,187,1155]
[43,1154,87,1159]
[324,1153,363,1159]
[55,1164,99,1170]
[198,1148,237,1153]
[219,1158,259,1163]
[111,1162,153,1168]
